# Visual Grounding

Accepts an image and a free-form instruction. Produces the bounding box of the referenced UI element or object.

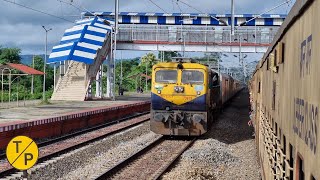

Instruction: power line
[148,0,168,13]
[238,0,292,26]
[2,0,74,23]
[176,0,228,25]
[286,0,293,14]
[57,0,79,17]
[57,0,82,13]
[171,0,175,11]
[60,0,64,17]
[176,1,183,13]
[57,0,95,17]
[176,0,203,14]
[57,0,112,24]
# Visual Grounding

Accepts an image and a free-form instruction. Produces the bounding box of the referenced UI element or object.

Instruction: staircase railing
[54,60,75,93]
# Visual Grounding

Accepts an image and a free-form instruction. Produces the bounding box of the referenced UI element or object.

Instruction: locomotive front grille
[151,110,207,129]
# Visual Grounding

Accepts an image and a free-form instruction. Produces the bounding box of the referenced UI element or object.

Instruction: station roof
[0,63,44,75]
[48,17,113,64]
[82,12,286,26]
[83,12,287,18]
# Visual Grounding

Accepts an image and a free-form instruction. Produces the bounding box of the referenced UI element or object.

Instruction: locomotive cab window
[212,73,219,86]
[182,70,204,84]
[155,70,177,83]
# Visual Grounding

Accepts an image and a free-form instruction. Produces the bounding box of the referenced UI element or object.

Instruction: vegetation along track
[93,136,196,180]
[0,112,150,178]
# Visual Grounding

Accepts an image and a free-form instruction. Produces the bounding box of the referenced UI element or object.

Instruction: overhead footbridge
[48,12,286,101]
[84,12,286,53]
[48,17,114,101]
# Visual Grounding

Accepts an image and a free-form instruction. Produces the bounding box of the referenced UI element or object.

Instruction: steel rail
[0,112,150,178]
[94,137,196,180]
[94,136,164,180]
[0,111,149,159]
[153,138,196,180]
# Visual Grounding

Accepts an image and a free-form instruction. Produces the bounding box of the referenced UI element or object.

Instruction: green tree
[192,52,221,67]
[0,47,21,64]
[0,48,56,101]
[29,56,54,92]
[140,53,159,66]
[138,53,159,91]
[115,58,139,91]
[206,52,221,62]
[158,51,181,62]
[99,57,142,94]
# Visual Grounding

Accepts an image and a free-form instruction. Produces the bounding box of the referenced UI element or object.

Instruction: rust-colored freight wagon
[249,0,320,179]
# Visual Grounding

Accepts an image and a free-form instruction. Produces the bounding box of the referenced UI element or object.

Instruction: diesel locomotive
[150,58,242,136]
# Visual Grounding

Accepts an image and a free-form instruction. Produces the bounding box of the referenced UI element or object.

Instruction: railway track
[93,136,196,180]
[0,112,150,178]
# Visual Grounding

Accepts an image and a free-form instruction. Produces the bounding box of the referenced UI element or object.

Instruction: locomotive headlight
[174,86,184,93]
[197,91,201,95]
[178,86,184,93]
[174,86,179,92]
[157,90,161,94]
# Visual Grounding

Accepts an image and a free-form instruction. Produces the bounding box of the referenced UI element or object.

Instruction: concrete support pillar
[95,65,103,98]
[100,65,104,98]
[106,55,113,98]
[53,63,56,90]
[60,61,64,77]
[87,80,92,100]
[64,60,68,74]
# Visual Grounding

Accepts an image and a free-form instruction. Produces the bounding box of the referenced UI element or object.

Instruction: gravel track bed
[162,91,261,180]
[62,132,161,179]
[24,121,153,180]
[110,139,190,180]
[0,114,150,175]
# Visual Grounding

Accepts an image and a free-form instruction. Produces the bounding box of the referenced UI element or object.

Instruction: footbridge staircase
[48,17,114,101]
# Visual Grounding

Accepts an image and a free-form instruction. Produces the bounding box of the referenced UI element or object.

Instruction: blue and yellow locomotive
[150,58,242,136]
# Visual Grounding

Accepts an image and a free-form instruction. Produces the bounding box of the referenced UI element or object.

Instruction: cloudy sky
[0,0,295,64]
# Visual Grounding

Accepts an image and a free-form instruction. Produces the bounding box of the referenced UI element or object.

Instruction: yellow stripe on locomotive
[150,57,242,136]
[150,60,211,136]
[152,62,208,105]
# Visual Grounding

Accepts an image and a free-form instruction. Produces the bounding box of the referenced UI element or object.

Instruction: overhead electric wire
[148,0,169,13]
[285,0,293,14]
[238,0,292,26]
[176,0,228,25]
[60,0,64,17]
[171,0,175,11]
[1,0,74,23]
[56,0,114,26]
[57,0,83,13]
[57,0,97,18]
[57,0,79,18]
[176,0,204,14]
[173,0,231,59]
[176,1,183,13]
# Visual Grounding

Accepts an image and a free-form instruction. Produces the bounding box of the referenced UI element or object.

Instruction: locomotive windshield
[182,70,204,84]
[155,70,177,83]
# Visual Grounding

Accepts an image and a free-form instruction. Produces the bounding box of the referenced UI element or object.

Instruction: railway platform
[0,93,150,149]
